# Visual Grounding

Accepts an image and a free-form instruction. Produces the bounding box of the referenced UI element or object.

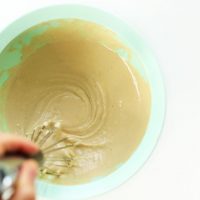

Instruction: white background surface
[0,0,200,200]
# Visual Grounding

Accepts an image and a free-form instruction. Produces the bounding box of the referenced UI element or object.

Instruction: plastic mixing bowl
[0,4,165,200]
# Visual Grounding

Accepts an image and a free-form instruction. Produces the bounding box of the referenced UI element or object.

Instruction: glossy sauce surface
[0,19,151,185]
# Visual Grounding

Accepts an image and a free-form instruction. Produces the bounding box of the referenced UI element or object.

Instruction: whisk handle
[3,150,44,165]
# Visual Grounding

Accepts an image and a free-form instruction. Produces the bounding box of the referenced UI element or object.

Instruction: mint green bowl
[0,5,165,200]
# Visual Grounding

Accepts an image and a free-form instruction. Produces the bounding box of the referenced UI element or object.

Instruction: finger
[0,134,39,156]
[12,160,38,200]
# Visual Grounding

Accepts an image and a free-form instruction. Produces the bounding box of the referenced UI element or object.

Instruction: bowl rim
[0,4,166,200]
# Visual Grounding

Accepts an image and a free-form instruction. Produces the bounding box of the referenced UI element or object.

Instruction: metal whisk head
[26,121,76,178]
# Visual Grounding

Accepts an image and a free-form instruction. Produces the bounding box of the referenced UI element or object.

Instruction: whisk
[25,121,106,178]
[25,121,76,177]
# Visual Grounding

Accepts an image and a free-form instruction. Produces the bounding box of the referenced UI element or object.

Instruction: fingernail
[28,161,38,183]
[29,167,37,182]
[20,160,38,184]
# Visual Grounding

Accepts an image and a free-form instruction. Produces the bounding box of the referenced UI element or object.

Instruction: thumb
[12,160,38,200]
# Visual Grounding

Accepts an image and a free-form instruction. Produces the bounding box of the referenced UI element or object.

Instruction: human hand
[0,134,39,200]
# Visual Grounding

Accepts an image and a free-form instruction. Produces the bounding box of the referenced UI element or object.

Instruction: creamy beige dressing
[0,19,151,185]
